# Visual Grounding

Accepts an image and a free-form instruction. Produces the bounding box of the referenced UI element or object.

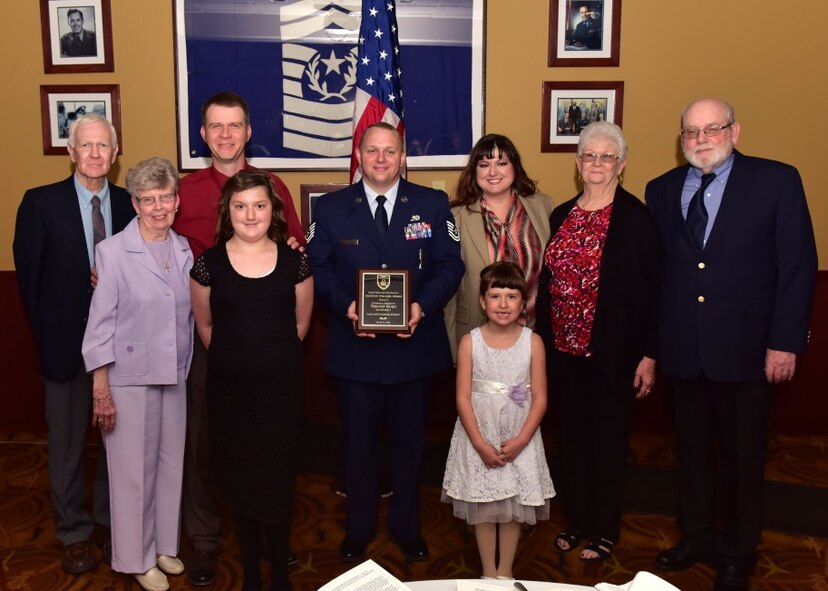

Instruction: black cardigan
[536,186,660,385]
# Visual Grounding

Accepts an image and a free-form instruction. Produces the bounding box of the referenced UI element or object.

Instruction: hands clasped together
[475,436,528,469]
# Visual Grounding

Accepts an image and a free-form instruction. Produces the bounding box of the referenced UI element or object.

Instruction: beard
[682,141,732,171]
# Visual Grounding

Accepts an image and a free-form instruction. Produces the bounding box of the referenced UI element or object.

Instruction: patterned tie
[686,173,716,248]
[91,195,106,247]
[374,195,388,240]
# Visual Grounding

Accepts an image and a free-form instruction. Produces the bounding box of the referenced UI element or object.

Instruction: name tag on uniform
[339,239,359,246]
[404,222,431,240]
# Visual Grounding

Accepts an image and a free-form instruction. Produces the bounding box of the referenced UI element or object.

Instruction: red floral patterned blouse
[543,202,613,356]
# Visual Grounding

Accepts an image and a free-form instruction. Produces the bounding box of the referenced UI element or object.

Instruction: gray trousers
[181,333,222,551]
[44,368,110,546]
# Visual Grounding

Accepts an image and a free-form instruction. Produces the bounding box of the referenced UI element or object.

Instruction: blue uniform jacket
[307,179,464,385]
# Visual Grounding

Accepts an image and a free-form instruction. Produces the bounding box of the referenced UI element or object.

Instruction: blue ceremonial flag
[350,0,405,182]
[175,0,479,170]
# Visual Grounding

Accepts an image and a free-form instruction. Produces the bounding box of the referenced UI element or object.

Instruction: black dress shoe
[340,538,369,563]
[714,564,749,591]
[287,551,299,566]
[188,549,217,586]
[655,541,709,571]
[397,536,429,562]
[62,540,97,574]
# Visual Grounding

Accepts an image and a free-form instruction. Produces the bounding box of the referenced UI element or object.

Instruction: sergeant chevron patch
[447,220,460,242]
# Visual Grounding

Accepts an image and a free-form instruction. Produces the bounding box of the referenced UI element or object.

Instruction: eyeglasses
[137,193,176,207]
[680,123,733,140]
[578,153,620,164]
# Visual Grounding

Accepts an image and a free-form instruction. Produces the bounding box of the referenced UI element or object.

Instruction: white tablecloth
[407,579,594,591]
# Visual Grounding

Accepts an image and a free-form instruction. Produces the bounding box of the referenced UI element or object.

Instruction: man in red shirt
[173,91,305,586]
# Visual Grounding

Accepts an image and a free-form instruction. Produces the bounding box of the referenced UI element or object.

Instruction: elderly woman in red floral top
[536,121,660,562]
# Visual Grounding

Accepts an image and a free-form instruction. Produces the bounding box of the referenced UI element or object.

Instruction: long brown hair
[453,134,538,208]
[216,169,288,243]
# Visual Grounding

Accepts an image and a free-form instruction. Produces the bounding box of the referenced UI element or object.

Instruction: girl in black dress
[190,170,313,591]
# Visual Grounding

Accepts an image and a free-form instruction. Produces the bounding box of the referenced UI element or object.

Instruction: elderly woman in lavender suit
[82,157,193,591]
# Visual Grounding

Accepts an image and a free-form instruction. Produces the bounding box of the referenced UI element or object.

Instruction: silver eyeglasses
[680,123,734,140]
[137,193,176,207]
[578,153,620,164]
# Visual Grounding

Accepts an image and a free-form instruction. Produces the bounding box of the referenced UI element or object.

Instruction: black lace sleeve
[190,254,211,286]
[296,252,312,284]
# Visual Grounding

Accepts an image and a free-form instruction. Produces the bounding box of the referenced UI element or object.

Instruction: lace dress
[190,242,311,524]
[442,326,555,525]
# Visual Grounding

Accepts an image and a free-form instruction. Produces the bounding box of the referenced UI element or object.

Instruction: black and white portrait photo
[58,6,98,57]
[40,84,121,154]
[56,100,107,138]
[41,0,114,72]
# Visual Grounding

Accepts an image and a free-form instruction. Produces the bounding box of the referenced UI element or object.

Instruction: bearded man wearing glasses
[645,98,817,591]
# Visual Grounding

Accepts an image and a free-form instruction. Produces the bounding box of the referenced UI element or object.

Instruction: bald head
[680,98,740,173]
[680,98,734,129]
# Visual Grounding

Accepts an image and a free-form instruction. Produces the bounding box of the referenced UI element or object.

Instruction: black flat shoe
[339,537,369,563]
[655,541,709,571]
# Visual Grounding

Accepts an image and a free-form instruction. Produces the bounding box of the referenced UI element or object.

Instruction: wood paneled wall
[2,272,826,434]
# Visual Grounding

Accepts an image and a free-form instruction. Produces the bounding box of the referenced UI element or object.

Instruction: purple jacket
[82,217,194,385]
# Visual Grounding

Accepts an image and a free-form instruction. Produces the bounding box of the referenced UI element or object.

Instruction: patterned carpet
[1,430,827,591]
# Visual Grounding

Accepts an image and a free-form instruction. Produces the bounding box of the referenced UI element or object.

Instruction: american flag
[350,0,405,182]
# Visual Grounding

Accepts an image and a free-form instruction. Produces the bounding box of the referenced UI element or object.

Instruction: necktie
[374,195,388,239]
[91,195,106,248]
[686,173,716,248]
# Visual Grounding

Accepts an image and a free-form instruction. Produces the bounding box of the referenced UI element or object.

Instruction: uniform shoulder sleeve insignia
[447,220,460,242]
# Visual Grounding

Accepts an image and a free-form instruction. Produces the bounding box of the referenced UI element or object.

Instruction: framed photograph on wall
[40,0,114,73]
[541,81,624,153]
[173,0,485,171]
[40,84,122,155]
[548,0,621,67]
[300,184,348,231]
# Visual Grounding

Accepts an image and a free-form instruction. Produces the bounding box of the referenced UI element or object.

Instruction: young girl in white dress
[442,261,555,579]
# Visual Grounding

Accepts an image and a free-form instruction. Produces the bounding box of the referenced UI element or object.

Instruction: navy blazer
[307,179,464,385]
[645,151,817,382]
[536,186,660,385]
[13,175,134,381]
